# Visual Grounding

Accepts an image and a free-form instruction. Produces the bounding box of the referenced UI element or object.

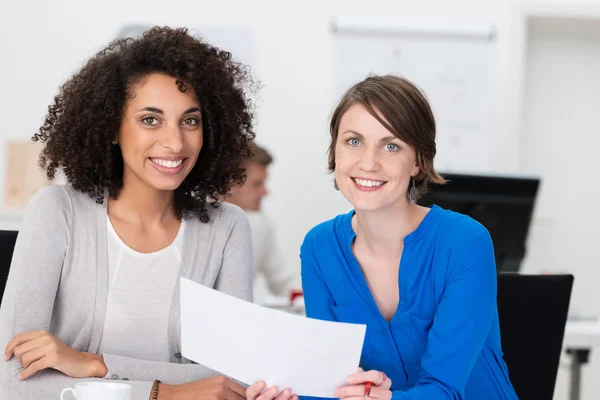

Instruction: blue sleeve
[393,230,497,399]
[300,235,336,323]
[299,235,337,400]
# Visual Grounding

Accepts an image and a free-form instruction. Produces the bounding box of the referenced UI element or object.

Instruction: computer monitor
[417,172,540,273]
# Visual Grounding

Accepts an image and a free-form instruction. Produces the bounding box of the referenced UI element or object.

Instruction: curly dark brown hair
[33,26,257,222]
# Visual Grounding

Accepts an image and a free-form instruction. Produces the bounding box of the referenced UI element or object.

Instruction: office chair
[497,272,574,400]
[0,230,18,301]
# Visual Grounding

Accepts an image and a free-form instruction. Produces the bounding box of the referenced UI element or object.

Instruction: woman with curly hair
[0,26,262,400]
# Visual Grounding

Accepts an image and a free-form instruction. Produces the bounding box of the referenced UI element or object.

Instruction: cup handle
[60,387,75,400]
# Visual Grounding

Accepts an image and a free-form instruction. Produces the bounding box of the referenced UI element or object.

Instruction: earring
[112,138,118,145]
[409,178,419,201]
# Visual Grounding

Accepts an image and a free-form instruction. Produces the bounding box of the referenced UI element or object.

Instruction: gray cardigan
[0,185,253,400]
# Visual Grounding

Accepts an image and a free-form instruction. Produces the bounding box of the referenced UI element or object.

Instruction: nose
[359,147,379,171]
[160,125,183,153]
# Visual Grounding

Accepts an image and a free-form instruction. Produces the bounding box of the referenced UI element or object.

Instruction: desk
[563,319,600,400]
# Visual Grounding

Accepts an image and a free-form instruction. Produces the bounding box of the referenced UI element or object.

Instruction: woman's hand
[334,369,392,400]
[4,330,108,380]
[159,376,249,400]
[246,380,298,400]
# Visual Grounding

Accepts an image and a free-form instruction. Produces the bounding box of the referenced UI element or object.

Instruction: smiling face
[334,103,419,212]
[117,73,203,192]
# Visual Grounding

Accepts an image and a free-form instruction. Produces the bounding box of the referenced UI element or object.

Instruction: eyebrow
[341,129,399,144]
[182,107,201,115]
[136,106,201,115]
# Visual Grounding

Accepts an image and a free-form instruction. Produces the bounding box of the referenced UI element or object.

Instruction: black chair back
[0,230,18,302]
[497,272,573,400]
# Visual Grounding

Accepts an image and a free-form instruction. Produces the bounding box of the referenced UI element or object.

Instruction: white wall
[2,0,600,398]
[0,0,505,278]
[518,13,600,400]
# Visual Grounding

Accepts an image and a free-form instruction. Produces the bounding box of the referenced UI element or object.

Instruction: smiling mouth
[352,178,387,188]
[149,158,186,169]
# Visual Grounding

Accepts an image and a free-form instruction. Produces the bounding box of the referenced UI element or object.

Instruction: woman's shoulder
[25,184,95,216]
[19,184,98,238]
[185,201,249,231]
[435,206,489,238]
[302,210,353,248]
[211,201,247,224]
[432,206,492,252]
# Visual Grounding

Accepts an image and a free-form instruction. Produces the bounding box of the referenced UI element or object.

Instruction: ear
[411,162,420,178]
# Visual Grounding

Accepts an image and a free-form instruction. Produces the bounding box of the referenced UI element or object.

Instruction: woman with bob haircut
[247,75,518,400]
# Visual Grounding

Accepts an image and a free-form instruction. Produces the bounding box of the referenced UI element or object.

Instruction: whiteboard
[331,19,496,173]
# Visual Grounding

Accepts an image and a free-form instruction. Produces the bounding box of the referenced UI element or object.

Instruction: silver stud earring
[409,178,419,201]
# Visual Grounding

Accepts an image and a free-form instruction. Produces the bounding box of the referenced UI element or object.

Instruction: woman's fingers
[18,357,51,380]
[13,337,46,364]
[338,370,392,400]
[19,347,46,369]
[347,370,387,386]
[5,331,47,360]
[380,373,392,390]
[246,381,267,400]
[245,381,296,400]
[334,384,366,398]
[337,386,392,400]
[371,386,393,400]
[274,388,293,400]
[257,386,279,400]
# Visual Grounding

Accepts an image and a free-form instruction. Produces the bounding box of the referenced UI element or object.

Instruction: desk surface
[564,319,600,349]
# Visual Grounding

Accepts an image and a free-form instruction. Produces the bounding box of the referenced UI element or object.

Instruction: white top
[97,217,185,362]
[246,211,298,303]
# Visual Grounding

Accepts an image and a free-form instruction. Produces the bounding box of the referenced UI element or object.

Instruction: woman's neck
[352,200,429,257]
[109,176,176,225]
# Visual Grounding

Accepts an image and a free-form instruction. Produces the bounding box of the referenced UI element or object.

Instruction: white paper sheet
[180,278,366,398]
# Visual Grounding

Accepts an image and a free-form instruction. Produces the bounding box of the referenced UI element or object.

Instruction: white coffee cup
[60,381,132,400]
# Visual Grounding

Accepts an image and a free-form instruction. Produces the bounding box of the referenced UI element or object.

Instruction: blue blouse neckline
[343,204,442,246]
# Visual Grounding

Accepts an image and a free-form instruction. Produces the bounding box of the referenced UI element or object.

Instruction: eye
[347,138,361,147]
[386,143,399,151]
[183,117,199,126]
[141,116,159,125]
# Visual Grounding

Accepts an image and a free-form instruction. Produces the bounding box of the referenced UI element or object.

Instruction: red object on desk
[289,289,303,303]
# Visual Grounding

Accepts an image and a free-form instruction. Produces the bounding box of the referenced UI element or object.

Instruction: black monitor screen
[417,173,540,273]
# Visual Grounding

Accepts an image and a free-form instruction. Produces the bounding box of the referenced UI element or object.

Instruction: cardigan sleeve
[0,187,153,399]
[300,231,337,323]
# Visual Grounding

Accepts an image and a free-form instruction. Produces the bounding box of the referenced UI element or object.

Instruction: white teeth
[354,178,384,187]
[151,158,183,168]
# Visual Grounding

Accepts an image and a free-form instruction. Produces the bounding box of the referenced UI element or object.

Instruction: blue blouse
[300,205,517,399]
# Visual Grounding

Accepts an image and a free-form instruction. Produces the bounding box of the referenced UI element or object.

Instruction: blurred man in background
[226,143,299,304]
